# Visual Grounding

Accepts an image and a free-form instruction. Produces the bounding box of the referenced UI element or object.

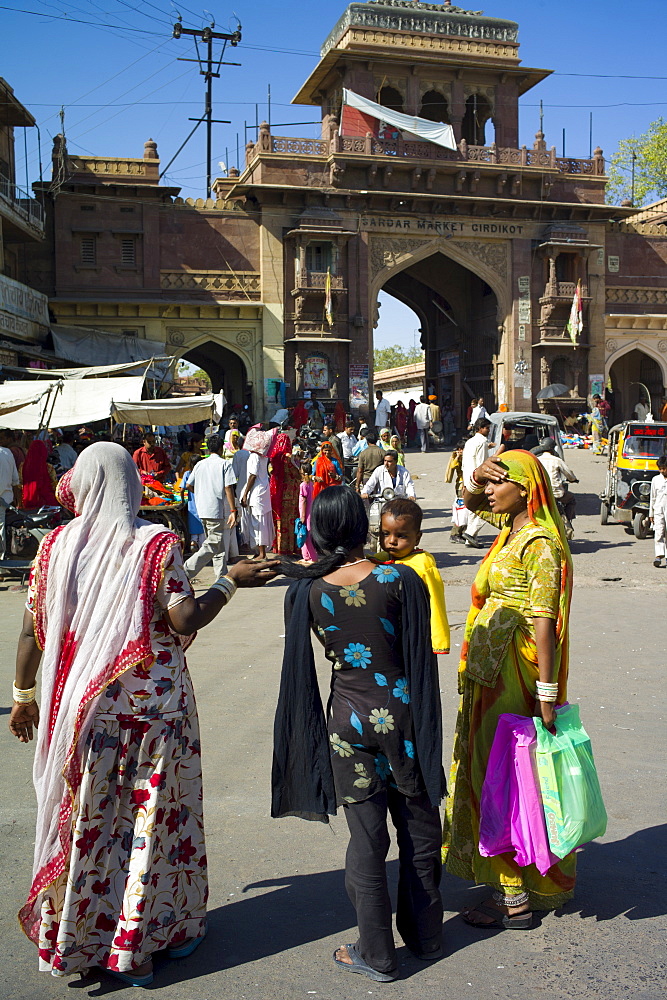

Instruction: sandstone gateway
[29,1,667,423]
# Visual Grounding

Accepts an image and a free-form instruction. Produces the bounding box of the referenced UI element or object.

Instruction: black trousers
[342,787,443,975]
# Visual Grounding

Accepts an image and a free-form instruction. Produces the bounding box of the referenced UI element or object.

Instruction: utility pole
[172,16,242,198]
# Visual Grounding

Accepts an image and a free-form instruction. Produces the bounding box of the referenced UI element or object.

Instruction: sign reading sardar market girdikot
[360,216,527,236]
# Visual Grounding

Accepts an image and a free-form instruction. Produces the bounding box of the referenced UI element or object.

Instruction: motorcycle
[367,487,396,553]
[1,505,68,580]
[556,499,575,541]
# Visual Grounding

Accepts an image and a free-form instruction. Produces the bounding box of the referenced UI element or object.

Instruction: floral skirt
[38,698,207,976]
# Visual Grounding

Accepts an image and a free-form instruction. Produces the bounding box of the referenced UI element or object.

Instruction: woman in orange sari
[312,440,343,500]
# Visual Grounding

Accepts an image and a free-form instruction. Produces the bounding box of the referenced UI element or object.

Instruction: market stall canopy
[0,358,173,379]
[342,89,457,151]
[0,376,144,430]
[50,326,171,380]
[111,395,221,426]
[0,383,55,417]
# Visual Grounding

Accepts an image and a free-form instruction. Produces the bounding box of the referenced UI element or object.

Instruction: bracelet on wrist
[467,470,485,494]
[13,682,37,704]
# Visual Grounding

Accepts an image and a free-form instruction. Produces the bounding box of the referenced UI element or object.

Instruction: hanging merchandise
[534,704,607,859]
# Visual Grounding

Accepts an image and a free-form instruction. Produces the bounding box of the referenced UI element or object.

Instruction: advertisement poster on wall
[439,351,460,375]
[349,363,369,410]
[303,355,329,390]
[589,374,604,398]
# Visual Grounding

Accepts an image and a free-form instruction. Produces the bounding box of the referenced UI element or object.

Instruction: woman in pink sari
[9,443,277,988]
[395,400,408,444]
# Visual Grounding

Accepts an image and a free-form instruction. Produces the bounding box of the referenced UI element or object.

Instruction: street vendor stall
[111,395,223,549]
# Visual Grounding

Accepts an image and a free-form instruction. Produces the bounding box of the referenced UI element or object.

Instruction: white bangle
[13,683,37,704]
[211,575,237,602]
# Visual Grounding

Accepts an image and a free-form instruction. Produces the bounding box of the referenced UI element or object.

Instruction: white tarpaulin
[379,386,424,407]
[0,358,174,379]
[0,376,144,430]
[112,395,220,426]
[50,326,170,379]
[342,89,457,150]
[0,383,55,417]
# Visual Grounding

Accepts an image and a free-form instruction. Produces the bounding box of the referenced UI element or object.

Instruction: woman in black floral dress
[273,488,445,983]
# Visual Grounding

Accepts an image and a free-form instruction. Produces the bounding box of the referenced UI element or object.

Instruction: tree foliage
[374,344,424,372]
[606,118,667,207]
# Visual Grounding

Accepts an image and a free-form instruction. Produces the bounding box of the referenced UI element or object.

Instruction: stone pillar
[493,81,519,148]
[449,79,465,144]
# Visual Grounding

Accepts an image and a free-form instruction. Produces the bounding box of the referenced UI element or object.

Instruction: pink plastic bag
[479,713,560,876]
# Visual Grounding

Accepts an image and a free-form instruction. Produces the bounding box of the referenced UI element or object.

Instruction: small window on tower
[120,238,136,265]
[305,243,332,273]
[120,205,134,213]
[80,236,96,264]
[80,204,95,212]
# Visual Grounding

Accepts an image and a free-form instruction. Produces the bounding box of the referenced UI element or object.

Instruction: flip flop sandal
[168,924,208,959]
[104,967,154,987]
[332,943,398,982]
[461,904,533,931]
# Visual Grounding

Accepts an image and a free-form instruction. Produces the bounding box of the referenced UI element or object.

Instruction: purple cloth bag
[479,713,560,876]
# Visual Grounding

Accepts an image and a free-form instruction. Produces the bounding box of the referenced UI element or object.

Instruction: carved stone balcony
[293,270,346,294]
[540,280,590,302]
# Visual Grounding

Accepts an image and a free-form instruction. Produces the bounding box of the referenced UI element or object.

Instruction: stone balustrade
[295,270,346,290]
[246,124,605,176]
[160,270,261,297]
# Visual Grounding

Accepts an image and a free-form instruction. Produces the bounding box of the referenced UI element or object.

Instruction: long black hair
[279,485,369,579]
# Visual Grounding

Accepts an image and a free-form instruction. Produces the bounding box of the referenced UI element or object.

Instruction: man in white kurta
[461,418,491,548]
[649,457,667,567]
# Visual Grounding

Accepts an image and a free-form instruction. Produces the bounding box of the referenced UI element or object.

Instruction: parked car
[487,411,564,459]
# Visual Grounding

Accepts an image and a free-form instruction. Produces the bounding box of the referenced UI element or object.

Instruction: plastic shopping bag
[479,714,560,875]
[534,703,607,859]
[295,517,308,549]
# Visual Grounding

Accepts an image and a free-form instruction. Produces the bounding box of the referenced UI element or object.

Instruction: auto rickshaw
[599,421,667,538]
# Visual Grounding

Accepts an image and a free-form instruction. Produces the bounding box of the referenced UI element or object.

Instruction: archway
[608,347,666,422]
[462,93,493,146]
[374,250,500,432]
[180,340,250,412]
[373,292,425,419]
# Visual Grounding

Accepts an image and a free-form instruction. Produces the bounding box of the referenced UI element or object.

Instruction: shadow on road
[563,824,666,922]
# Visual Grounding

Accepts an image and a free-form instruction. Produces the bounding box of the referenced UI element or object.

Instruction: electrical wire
[0,4,157,31]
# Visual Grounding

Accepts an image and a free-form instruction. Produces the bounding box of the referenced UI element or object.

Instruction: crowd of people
[7,382,599,989]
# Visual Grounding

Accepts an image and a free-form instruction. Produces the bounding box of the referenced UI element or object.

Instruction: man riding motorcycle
[533,438,578,522]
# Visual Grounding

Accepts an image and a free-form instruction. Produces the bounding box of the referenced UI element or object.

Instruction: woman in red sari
[395,400,408,443]
[21,440,58,509]
[291,400,309,433]
[407,400,418,448]
[333,400,347,433]
[269,432,301,555]
[312,440,343,500]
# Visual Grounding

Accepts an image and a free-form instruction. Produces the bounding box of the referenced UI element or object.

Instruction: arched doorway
[608,348,666,422]
[180,340,250,412]
[373,250,501,432]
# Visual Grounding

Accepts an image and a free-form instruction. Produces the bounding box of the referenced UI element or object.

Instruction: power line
[0,4,157,31]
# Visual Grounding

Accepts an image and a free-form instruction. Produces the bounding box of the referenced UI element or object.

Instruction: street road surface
[1,446,665,1000]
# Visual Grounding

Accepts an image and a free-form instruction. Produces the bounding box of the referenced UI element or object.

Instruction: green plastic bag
[534,704,607,858]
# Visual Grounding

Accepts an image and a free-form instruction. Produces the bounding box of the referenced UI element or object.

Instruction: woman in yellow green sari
[442,449,574,929]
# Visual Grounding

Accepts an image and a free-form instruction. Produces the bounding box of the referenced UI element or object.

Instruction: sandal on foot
[333,943,398,983]
[461,903,533,930]
[104,967,154,987]
[168,925,207,959]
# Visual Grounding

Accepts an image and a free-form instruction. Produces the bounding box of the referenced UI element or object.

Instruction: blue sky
[3,0,665,349]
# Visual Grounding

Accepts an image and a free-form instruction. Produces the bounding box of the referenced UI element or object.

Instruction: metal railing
[0,174,44,231]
